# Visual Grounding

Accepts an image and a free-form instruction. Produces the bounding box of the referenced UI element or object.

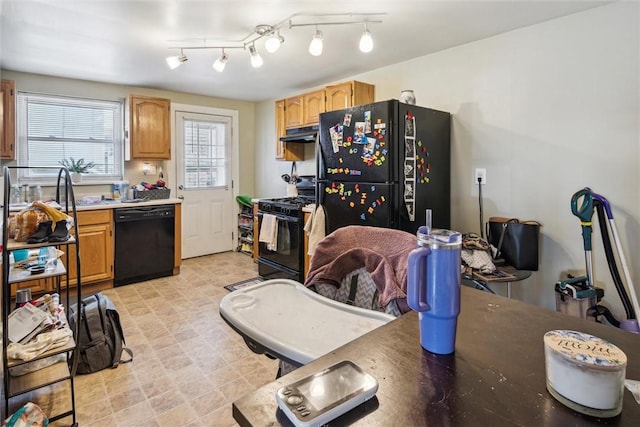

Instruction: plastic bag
[3,402,48,427]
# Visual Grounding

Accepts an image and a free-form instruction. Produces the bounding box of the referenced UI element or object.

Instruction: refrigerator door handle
[316,138,327,180]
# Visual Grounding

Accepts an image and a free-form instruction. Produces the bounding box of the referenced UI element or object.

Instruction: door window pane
[183,118,227,189]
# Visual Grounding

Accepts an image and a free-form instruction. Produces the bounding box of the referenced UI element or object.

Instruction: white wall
[255,2,640,318]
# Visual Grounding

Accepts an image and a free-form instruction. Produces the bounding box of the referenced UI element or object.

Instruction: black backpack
[68,292,133,374]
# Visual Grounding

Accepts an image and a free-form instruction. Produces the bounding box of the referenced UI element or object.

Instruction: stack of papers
[8,303,49,344]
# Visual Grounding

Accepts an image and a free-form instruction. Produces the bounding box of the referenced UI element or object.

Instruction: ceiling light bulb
[359,27,373,53]
[309,30,323,56]
[249,45,263,68]
[265,33,284,54]
[166,51,188,69]
[212,51,229,72]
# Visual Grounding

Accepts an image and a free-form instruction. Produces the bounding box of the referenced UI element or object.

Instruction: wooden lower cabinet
[66,210,113,287]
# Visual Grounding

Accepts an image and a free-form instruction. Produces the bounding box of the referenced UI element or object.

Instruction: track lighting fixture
[165,49,187,69]
[265,32,284,53]
[249,45,263,68]
[308,28,323,57]
[165,12,384,72]
[212,49,229,72]
[359,23,373,53]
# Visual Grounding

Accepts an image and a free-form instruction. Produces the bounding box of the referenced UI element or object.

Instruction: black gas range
[257,177,316,283]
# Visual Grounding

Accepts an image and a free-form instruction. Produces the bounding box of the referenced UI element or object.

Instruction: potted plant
[58,157,96,183]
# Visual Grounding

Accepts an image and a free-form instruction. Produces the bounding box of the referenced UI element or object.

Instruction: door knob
[178,185,184,190]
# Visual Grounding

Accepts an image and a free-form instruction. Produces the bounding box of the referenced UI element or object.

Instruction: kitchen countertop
[6,198,182,212]
[74,198,182,211]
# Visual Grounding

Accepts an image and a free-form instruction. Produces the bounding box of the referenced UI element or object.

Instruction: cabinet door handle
[178,185,184,190]
[178,195,184,200]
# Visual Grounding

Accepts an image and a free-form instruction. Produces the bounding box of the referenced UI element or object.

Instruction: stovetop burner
[264,196,314,205]
[258,196,315,216]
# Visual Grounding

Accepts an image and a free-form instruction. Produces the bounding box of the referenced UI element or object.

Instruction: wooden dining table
[232,286,640,426]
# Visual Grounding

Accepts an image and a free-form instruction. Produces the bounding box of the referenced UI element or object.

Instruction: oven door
[257,212,302,273]
[258,258,301,282]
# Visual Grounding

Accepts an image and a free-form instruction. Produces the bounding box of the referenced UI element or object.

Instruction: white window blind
[17,92,123,181]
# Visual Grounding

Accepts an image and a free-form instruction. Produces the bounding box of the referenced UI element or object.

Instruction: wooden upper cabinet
[325,81,374,112]
[274,80,373,160]
[129,95,171,160]
[1,80,16,160]
[276,99,303,161]
[302,90,325,126]
[284,96,303,129]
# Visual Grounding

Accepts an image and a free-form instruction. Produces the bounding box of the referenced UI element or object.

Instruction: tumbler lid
[417,227,461,248]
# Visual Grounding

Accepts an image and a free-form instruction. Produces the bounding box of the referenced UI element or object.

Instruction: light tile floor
[4,252,278,426]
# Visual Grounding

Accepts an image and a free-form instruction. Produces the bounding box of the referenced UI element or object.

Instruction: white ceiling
[0,0,610,102]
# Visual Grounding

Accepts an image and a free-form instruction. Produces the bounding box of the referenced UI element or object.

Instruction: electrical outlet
[475,168,487,185]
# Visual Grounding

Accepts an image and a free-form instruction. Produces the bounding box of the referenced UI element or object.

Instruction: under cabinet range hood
[280,126,318,143]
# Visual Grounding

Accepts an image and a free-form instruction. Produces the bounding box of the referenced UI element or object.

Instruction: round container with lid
[544,330,627,417]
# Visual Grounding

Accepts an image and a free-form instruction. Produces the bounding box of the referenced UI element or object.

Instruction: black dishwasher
[114,205,175,286]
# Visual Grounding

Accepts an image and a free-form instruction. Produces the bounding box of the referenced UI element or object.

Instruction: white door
[176,111,234,258]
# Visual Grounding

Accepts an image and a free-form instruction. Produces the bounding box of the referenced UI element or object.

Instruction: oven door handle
[257,212,299,223]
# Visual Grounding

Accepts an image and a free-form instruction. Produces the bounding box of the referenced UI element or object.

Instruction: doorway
[174,106,238,258]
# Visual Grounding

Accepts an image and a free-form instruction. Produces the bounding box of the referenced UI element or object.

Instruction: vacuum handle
[570,188,594,251]
[407,246,431,312]
[571,188,594,222]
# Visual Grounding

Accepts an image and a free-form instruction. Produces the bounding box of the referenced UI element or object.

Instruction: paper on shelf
[7,303,48,343]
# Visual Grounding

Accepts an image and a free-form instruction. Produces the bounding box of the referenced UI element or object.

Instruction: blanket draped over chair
[304,225,416,313]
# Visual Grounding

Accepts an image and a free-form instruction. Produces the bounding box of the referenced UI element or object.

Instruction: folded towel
[259,214,278,251]
[304,205,326,256]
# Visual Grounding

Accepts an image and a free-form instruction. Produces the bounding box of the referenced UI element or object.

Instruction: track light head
[213,50,229,72]
[309,29,323,56]
[265,33,284,54]
[359,24,373,53]
[166,49,188,69]
[249,45,263,68]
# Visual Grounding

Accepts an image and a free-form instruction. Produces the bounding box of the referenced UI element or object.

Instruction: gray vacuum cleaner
[556,188,640,333]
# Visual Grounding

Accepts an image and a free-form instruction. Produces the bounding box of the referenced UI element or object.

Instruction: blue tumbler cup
[407,227,462,354]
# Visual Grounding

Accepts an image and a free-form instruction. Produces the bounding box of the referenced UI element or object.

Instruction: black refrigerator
[316,99,451,235]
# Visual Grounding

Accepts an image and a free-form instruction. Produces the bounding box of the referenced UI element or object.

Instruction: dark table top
[232,286,640,426]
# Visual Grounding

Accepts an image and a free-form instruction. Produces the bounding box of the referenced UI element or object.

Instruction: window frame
[16,91,125,184]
